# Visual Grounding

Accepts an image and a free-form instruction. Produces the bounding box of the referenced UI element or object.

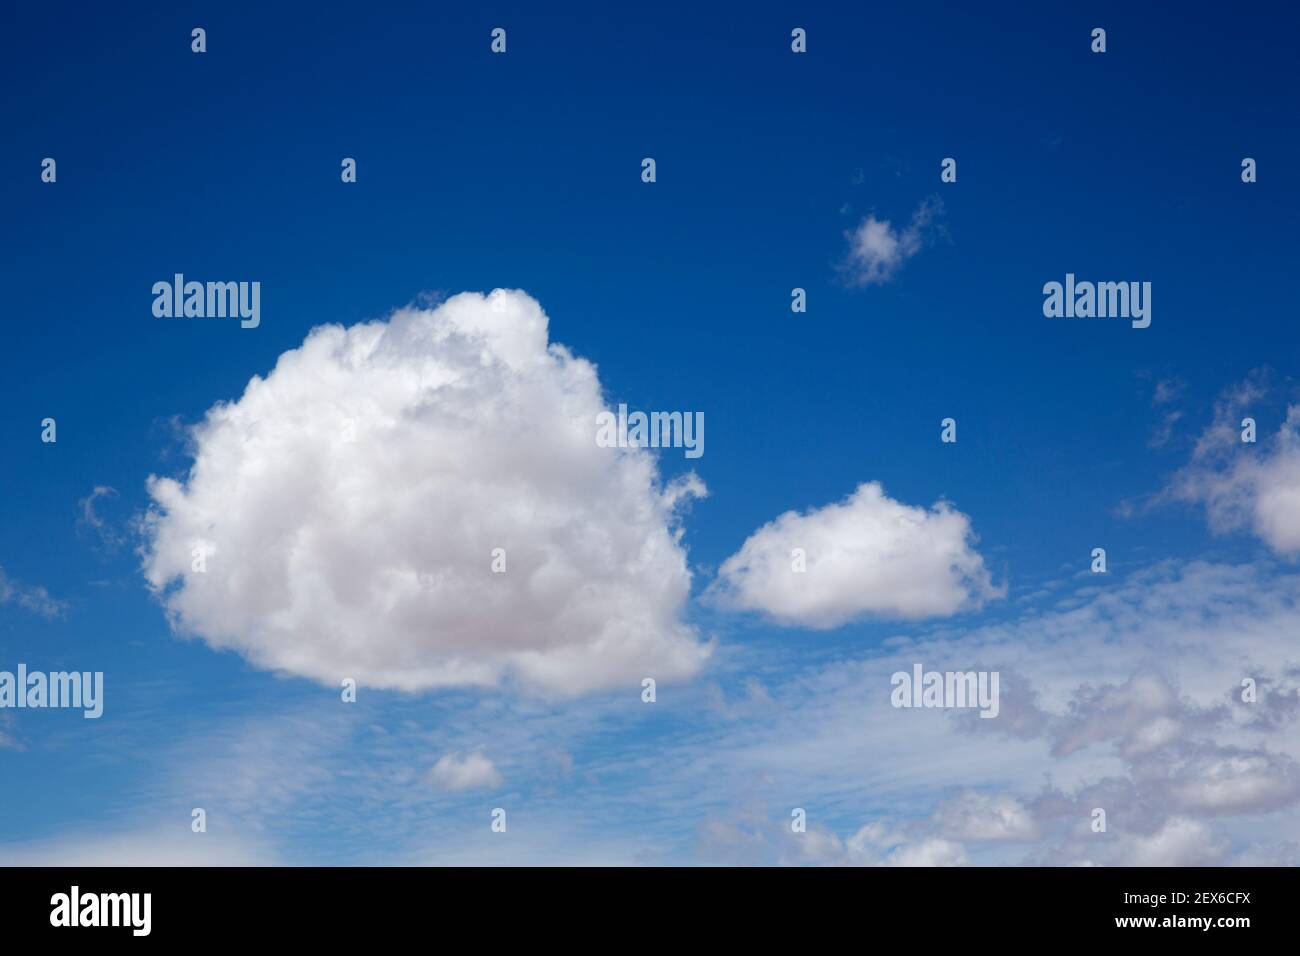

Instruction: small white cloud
[428,750,503,792]
[839,198,941,287]
[710,482,1001,627]
[1169,376,1300,556]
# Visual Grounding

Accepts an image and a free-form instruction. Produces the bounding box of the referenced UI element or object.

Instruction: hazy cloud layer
[11,558,1297,866]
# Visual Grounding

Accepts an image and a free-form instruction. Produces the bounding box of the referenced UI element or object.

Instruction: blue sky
[2,1,1299,865]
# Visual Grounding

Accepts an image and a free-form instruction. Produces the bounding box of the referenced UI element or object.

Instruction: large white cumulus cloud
[141,290,709,696]
[710,482,1001,627]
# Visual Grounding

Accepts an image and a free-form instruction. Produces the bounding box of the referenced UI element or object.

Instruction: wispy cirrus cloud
[77,485,128,552]
[8,548,1297,867]
[0,564,65,619]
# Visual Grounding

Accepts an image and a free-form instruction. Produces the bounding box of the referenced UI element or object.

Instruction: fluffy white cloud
[710,482,1000,627]
[141,290,709,696]
[428,751,503,792]
[839,198,940,287]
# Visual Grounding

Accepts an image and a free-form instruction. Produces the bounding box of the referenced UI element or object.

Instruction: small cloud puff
[710,481,1001,627]
[428,750,503,792]
[839,198,942,287]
